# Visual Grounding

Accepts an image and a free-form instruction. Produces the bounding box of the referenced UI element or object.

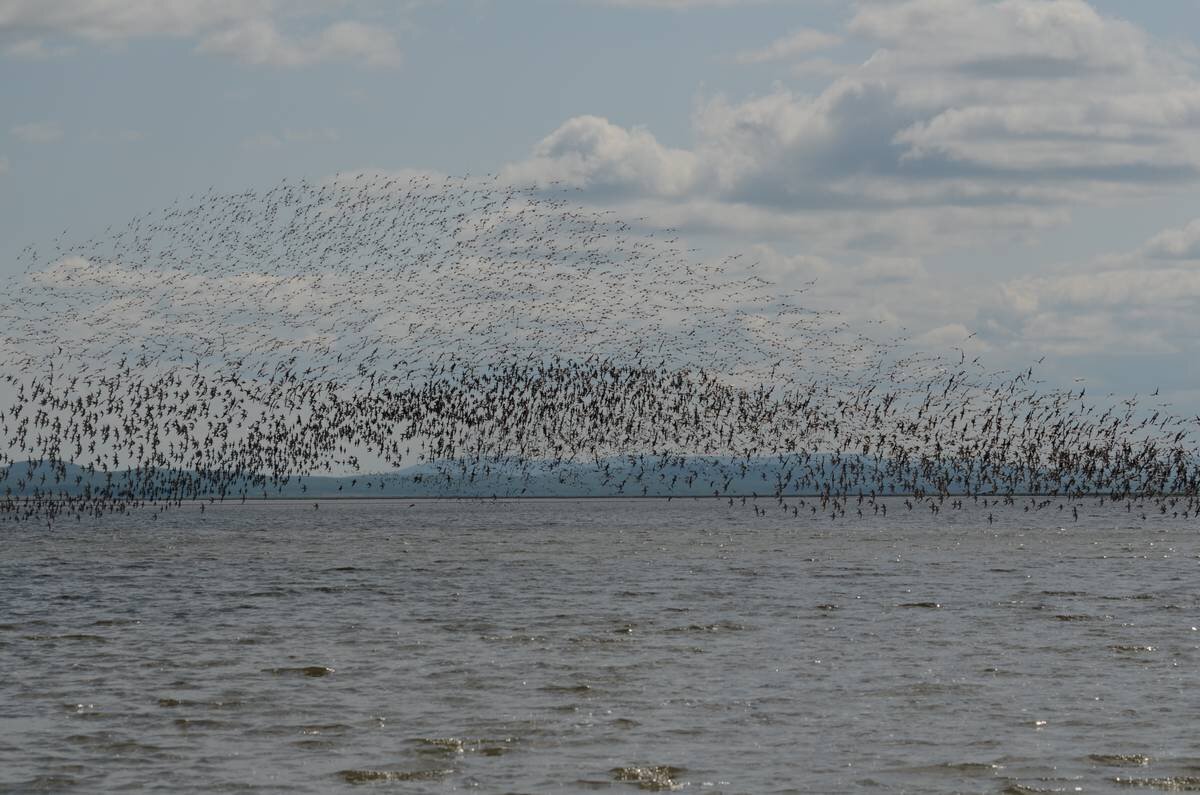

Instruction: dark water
[2,498,1199,793]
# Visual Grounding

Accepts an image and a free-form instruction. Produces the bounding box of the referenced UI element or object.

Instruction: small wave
[1091,754,1151,767]
[264,665,335,677]
[611,765,686,791]
[664,621,747,633]
[569,635,630,645]
[879,682,979,698]
[936,761,1003,772]
[479,633,548,643]
[413,736,518,756]
[174,718,229,730]
[337,768,453,784]
[1113,775,1200,790]
[64,733,167,756]
[5,775,81,790]
[542,683,593,693]
[157,697,194,707]
[300,723,352,735]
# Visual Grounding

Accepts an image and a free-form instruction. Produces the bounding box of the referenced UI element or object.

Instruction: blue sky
[3,0,1200,405]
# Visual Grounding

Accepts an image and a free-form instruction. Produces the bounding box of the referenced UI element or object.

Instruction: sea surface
[2,498,1199,794]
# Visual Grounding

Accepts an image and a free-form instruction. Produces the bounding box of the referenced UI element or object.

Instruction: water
[1,498,1198,793]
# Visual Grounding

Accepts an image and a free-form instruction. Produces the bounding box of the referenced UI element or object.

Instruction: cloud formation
[0,0,403,68]
[1143,219,1200,260]
[505,0,1200,259]
[733,27,842,64]
[506,115,699,197]
[993,217,1200,356]
[198,18,401,68]
[10,121,63,143]
[495,0,1200,385]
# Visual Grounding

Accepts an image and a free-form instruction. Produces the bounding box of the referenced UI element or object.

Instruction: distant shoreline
[2,493,1170,502]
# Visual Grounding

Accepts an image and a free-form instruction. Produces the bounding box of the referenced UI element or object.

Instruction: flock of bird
[1,172,1197,524]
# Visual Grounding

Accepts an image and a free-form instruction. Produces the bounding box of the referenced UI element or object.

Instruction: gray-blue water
[2,498,1198,793]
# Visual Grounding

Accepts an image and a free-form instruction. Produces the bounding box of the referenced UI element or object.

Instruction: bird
[0,171,1195,526]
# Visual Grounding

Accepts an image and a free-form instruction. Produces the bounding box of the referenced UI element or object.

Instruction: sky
[2,0,1200,408]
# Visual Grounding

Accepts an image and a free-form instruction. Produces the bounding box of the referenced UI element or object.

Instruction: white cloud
[913,323,991,353]
[505,0,1200,259]
[1143,218,1200,260]
[10,121,63,143]
[734,27,842,64]
[198,19,401,69]
[503,115,700,197]
[0,1,268,41]
[2,37,71,58]
[789,57,851,79]
[857,256,927,284]
[0,1,403,68]
[743,243,833,281]
[991,217,1200,355]
[493,1,1200,380]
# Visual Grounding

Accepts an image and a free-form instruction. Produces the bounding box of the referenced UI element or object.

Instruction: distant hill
[0,454,1057,500]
